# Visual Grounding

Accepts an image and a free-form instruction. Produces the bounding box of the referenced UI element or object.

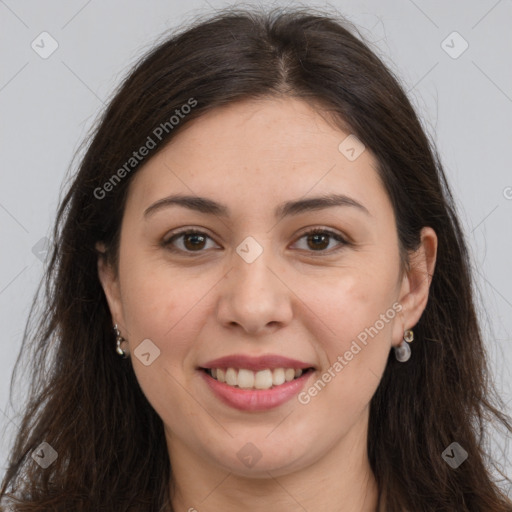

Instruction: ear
[96,241,125,332]
[392,226,438,347]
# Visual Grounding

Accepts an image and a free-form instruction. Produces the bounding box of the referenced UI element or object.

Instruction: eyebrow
[143,193,371,220]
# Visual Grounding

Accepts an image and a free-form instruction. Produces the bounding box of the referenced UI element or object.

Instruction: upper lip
[200,354,315,371]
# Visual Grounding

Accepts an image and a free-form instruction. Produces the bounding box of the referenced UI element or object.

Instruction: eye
[162,227,349,256]
[162,229,219,253]
[292,228,348,254]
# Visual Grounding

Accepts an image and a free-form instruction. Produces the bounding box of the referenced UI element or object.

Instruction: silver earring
[114,324,128,358]
[394,329,414,362]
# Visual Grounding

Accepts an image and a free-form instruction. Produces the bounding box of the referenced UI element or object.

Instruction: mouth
[198,363,316,411]
[198,354,316,410]
[200,366,316,391]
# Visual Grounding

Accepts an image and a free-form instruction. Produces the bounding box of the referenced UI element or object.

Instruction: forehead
[125,97,390,220]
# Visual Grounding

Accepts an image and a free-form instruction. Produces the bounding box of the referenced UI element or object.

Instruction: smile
[204,367,313,390]
[199,367,315,411]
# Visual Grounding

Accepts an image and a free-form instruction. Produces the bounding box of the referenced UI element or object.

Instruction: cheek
[118,257,204,426]
[303,251,400,394]
[312,255,399,340]
[119,247,196,341]
[118,249,222,393]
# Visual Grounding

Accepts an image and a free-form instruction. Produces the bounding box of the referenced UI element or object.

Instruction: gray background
[1,0,511,486]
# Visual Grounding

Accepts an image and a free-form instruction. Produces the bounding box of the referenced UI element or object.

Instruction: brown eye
[306,232,330,250]
[182,233,207,251]
[162,227,348,256]
[293,228,348,253]
[163,230,219,253]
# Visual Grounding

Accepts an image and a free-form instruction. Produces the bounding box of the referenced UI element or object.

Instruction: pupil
[308,233,328,250]
[185,234,205,250]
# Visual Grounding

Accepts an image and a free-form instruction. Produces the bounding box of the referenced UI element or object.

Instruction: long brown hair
[1,6,511,511]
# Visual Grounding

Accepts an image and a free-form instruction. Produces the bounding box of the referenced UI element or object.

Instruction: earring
[394,329,414,362]
[114,324,128,358]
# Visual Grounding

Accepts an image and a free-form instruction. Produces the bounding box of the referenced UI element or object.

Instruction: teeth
[225,368,237,386]
[273,368,285,386]
[285,368,295,382]
[238,369,255,389]
[207,367,306,389]
[254,369,273,389]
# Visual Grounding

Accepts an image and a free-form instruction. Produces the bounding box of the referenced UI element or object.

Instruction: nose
[215,245,293,336]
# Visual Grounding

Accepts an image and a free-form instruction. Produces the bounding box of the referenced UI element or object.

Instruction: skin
[98,97,437,512]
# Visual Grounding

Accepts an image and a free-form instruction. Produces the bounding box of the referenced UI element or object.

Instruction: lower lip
[200,369,313,411]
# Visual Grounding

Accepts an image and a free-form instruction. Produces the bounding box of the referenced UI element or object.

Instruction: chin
[207,441,313,478]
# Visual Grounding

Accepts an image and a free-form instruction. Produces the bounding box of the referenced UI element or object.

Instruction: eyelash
[161,227,349,256]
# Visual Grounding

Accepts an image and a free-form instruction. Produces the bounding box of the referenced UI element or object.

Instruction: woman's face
[99,97,436,477]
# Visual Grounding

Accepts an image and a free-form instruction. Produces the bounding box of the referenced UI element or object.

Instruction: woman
[1,6,511,511]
